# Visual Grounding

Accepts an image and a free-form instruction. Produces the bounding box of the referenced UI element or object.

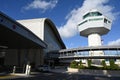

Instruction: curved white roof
[18,18,66,49]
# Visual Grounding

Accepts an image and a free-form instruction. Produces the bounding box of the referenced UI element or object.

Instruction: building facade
[0,11,65,71]
[17,18,66,66]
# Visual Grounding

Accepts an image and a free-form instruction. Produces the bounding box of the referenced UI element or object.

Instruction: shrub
[101,60,107,69]
[109,59,120,70]
[87,59,92,67]
[69,59,120,70]
[70,60,78,68]
[109,59,115,69]
[78,61,85,69]
[114,64,120,70]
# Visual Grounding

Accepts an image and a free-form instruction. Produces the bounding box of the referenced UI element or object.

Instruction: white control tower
[77,9,112,59]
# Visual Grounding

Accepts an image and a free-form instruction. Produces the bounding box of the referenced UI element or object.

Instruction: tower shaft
[88,33,104,56]
[88,33,102,46]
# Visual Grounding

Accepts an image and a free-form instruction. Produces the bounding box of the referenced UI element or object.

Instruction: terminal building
[0,10,120,72]
[0,11,66,70]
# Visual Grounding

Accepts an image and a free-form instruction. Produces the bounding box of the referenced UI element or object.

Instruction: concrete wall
[67,67,120,76]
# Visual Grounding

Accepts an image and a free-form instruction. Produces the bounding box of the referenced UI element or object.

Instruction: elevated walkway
[58,46,120,59]
[59,55,120,59]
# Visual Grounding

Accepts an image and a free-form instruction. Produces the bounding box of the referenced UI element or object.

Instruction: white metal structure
[78,9,112,56]
[17,18,66,51]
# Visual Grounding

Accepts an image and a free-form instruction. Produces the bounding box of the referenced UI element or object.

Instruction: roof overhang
[0,11,47,49]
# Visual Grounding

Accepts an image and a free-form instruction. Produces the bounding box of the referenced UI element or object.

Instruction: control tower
[77,9,112,64]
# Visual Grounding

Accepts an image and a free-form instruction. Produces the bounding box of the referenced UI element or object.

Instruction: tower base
[92,59,103,65]
[88,33,104,65]
[89,51,104,65]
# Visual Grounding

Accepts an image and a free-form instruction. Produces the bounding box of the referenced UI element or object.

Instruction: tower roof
[83,9,102,16]
[83,9,103,19]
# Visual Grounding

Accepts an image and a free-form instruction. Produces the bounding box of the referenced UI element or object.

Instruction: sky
[0,0,120,49]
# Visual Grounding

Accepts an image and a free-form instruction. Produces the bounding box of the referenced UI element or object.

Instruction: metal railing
[47,46,120,60]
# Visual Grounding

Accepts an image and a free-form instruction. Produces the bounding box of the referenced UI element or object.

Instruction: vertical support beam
[117,48,119,56]
[25,49,29,65]
[60,52,61,57]
[17,49,21,67]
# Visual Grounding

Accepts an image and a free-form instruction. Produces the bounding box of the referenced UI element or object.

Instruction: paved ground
[0,68,120,80]
[1,72,120,80]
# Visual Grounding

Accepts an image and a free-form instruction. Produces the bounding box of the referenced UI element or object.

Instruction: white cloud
[23,0,58,12]
[58,0,118,38]
[108,39,120,46]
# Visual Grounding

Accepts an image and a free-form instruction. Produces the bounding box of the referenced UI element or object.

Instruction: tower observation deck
[78,9,112,37]
[77,9,112,64]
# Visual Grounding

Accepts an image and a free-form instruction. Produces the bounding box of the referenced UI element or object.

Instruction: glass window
[90,12,102,16]
[104,18,111,24]
[83,12,102,19]
[104,18,108,23]
[97,12,102,16]
[83,13,90,19]
[108,20,111,23]
[89,18,103,21]
[78,20,87,26]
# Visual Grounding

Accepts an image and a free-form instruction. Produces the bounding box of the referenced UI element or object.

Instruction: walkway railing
[58,46,120,59]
